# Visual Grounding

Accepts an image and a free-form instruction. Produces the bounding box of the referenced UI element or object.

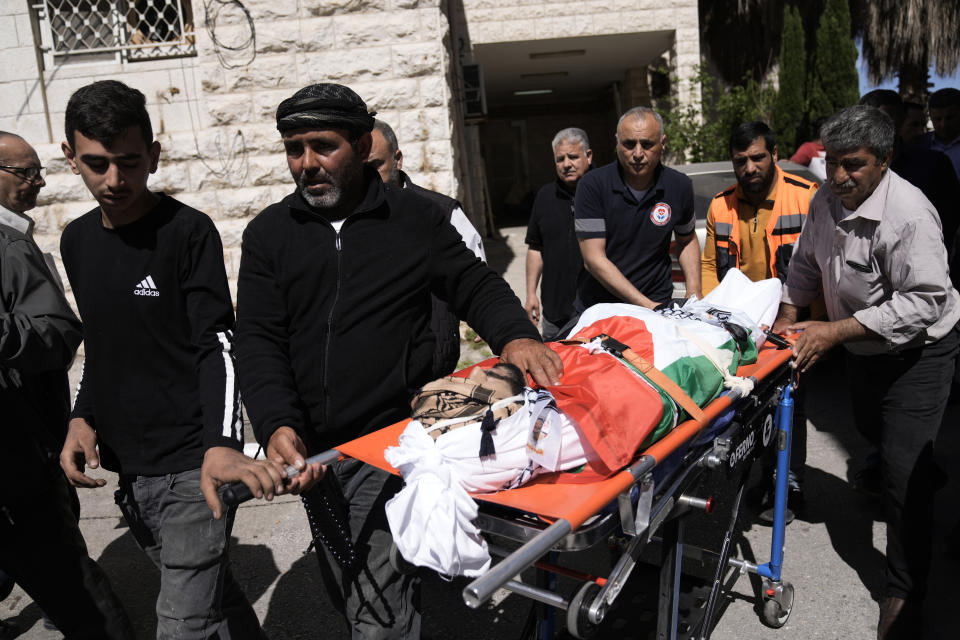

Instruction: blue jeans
[310,458,421,640]
[119,468,265,640]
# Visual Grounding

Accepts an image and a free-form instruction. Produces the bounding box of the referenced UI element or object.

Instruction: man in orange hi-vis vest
[701,121,817,525]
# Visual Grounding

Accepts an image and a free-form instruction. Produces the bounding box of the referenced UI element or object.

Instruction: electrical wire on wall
[160,0,257,184]
[204,0,257,69]
[177,60,251,185]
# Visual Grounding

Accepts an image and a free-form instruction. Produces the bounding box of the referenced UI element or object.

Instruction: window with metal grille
[42,0,196,61]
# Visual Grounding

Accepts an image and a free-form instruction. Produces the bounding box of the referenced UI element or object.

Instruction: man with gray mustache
[771,105,960,639]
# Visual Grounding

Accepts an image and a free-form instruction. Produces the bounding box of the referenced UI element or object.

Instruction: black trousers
[847,326,959,601]
[0,474,134,640]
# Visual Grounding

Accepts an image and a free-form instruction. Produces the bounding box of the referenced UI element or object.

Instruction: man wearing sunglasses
[0,132,46,237]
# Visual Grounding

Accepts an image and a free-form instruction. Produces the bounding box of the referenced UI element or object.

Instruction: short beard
[299,174,343,209]
[297,152,362,211]
[741,172,773,194]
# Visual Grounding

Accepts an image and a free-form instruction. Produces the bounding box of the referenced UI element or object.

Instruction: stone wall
[1,0,459,303]
[2,0,700,305]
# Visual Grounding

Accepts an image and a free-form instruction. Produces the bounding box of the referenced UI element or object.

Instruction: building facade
[1,0,699,298]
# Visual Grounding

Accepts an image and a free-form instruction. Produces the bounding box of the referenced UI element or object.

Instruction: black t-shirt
[60,194,242,475]
[574,161,695,307]
[525,179,583,324]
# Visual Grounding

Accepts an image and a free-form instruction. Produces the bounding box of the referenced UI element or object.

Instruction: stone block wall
[1,0,460,304]
[2,0,701,307]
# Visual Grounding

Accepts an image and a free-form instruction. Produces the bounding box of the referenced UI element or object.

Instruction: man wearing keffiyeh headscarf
[228,83,564,639]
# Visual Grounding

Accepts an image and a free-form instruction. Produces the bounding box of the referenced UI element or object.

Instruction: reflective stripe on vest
[771,213,805,236]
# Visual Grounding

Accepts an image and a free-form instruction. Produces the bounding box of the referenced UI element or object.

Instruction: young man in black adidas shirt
[58,80,283,639]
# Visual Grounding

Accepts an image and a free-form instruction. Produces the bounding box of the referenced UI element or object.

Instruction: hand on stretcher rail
[218,449,342,508]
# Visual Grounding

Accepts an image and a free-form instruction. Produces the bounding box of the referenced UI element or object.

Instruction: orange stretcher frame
[325,342,796,623]
[336,344,794,530]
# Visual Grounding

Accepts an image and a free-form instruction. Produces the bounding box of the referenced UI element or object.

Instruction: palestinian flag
[553,271,781,474]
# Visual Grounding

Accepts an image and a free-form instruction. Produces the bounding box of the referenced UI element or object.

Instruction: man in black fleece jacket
[235,83,562,639]
[58,80,284,639]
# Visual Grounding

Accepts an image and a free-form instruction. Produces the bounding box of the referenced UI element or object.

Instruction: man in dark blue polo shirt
[575,106,700,310]
[525,127,592,339]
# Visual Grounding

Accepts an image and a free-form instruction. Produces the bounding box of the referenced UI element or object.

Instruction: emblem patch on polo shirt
[650,202,672,226]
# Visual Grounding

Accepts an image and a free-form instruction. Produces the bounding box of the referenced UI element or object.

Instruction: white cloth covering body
[384,388,586,577]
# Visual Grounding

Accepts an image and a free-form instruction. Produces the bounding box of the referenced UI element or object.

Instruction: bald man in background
[0,132,60,285]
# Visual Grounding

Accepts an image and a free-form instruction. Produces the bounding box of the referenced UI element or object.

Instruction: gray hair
[373,119,399,154]
[820,105,895,160]
[551,127,590,153]
[617,106,664,138]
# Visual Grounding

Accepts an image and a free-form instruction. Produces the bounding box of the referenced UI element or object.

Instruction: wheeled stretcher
[228,340,799,639]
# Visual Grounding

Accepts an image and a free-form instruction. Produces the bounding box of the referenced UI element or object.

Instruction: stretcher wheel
[566,582,602,639]
[760,582,794,628]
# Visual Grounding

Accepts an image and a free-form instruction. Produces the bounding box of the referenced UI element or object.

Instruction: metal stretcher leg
[695,381,797,635]
[656,518,686,640]
[535,552,559,640]
[756,382,796,627]
[695,481,746,639]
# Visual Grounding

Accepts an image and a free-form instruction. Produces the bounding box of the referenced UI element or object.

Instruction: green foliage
[773,5,807,156]
[662,66,776,164]
[808,0,859,122]
[457,325,490,370]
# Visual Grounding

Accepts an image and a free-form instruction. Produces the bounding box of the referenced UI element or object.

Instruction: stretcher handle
[463,519,573,608]
[220,449,342,507]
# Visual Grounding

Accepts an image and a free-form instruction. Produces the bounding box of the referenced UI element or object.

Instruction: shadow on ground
[95,530,281,640]
[481,229,517,278]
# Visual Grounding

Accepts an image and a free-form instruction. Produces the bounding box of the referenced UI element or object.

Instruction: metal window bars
[41,0,196,61]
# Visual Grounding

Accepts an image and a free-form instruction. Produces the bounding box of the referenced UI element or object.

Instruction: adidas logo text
[134,275,160,297]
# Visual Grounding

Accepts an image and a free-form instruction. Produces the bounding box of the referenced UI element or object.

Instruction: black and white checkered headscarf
[275,83,376,135]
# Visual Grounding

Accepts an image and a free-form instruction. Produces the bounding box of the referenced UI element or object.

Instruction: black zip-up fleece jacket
[0,224,82,507]
[237,171,540,453]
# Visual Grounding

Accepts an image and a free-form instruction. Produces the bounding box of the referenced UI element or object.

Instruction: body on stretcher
[222,271,800,637]
[334,340,798,638]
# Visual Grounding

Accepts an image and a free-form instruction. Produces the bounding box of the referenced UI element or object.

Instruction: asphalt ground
[4,226,957,639]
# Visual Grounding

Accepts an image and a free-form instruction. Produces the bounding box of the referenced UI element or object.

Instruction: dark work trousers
[0,474,135,639]
[846,326,959,602]
[310,458,421,640]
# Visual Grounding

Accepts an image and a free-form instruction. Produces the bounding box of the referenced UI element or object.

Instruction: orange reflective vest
[712,166,817,283]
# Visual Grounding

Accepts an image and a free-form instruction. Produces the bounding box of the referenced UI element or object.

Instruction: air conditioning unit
[462,63,487,120]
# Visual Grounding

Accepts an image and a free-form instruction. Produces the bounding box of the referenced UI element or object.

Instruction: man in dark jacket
[0,219,133,639]
[235,83,562,640]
